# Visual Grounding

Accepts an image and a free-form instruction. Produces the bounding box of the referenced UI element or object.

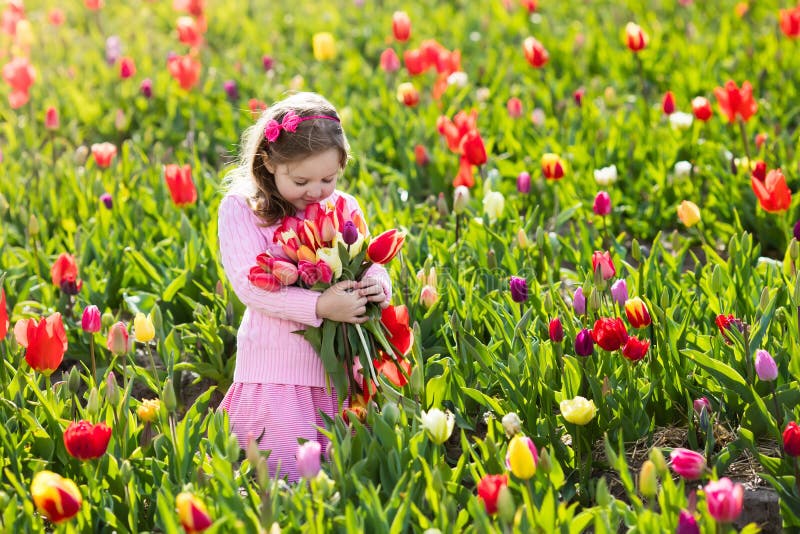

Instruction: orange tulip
[167,53,201,90]
[751,168,791,213]
[164,164,198,206]
[391,11,411,42]
[625,22,648,52]
[31,471,82,524]
[714,80,757,123]
[522,37,549,68]
[780,7,800,38]
[14,313,68,375]
[91,142,117,168]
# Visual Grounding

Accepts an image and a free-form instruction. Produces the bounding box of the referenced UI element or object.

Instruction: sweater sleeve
[345,193,394,302]
[218,195,323,327]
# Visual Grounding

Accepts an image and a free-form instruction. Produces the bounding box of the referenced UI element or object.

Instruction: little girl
[218,92,392,481]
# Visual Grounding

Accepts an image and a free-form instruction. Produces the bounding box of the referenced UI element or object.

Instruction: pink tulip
[704,477,743,523]
[593,191,611,216]
[81,305,102,333]
[296,440,322,479]
[669,448,706,480]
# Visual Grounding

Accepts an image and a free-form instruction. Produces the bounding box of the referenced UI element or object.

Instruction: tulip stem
[89,336,97,387]
[795,458,800,497]
[738,119,751,162]
[145,343,159,386]
[771,381,783,432]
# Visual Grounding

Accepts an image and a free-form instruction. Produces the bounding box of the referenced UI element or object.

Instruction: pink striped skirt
[218,382,345,482]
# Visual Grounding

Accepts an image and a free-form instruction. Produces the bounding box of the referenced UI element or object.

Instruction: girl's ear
[262,153,276,174]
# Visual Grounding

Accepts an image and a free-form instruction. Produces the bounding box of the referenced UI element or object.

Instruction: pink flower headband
[264,110,340,143]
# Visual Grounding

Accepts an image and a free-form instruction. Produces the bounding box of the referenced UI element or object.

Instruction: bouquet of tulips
[247,197,411,405]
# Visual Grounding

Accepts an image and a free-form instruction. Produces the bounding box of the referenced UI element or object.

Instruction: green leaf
[682,349,751,401]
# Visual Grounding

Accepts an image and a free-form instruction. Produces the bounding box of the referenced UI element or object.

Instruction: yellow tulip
[506,435,538,479]
[316,247,343,279]
[312,32,336,61]
[137,398,161,422]
[31,471,82,524]
[176,492,212,533]
[559,396,597,425]
[677,200,701,227]
[133,312,155,343]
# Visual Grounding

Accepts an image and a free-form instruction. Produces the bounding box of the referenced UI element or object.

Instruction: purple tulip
[342,220,359,245]
[693,397,711,415]
[676,510,700,534]
[610,279,628,305]
[573,287,586,315]
[223,80,239,101]
[296,440,322,479]
[574,329,594,356]
[262,55,274,71]
[755,349,778,381]
[517,172,531,194]
[509,276,528,303]
[794,219,800,241]
[140,78,153,99]
[100,192,113,209]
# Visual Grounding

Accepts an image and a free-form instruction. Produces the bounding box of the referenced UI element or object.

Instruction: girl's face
[269,148,341,212]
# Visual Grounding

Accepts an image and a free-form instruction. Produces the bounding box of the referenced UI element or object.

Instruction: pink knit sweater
[218,191,392,387]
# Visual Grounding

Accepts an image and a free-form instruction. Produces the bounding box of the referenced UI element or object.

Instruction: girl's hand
[357,278,389,309]
[316,281,370,323]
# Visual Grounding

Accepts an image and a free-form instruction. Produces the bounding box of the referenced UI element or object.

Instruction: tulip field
[4,0,800,531]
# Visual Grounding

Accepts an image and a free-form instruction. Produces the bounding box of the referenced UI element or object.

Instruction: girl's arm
[218,195,323,327]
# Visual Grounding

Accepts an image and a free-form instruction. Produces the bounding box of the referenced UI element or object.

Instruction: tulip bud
[501,412,522,438]
[106,372,119,405]
[101,312,115,328]
[543,291,553,313]
[382,402,400,427]
[487,249,497,270]
[409,365,423,396]
[509,276,528,303]
[87,387,99,416]
[67,366,81,395]
[517,228,531,249]
[28,213,40,237]
[81,305,102,333]
[711,265,724,295]
[74,145,89,166]
[223,80,239,102]
[790,238,799,261]
[419,285,438,308]
[548,318,564,343]
[693,397,711,415]
[45,106,59,130]
[537,448,552,474]
[496,485,515,524]
[436,193,449,218]
[589,287,602,311]
[638,460,658,498]
[453,185,470,213]
[140,78,153,98]
[119,460,133,485]
[648,447,668,476]
[163,378,177,413]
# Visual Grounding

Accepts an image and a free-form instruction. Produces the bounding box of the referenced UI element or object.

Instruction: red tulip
[522,36,548,68]
[548,317,564,343]
[622,336,650,362]
[177,16,204,48]
[592,317,629,351]
[715,313,745,344]
[63,420,112,460]
[520,0,537,12]
[755,132,767,149]
[461,130,487,166]
[751,168,791,213]
[541,153,565,180]
[391,11,411,42]
[714,80,757,123]
[691,96,712,121]
[477,474,508,515]
[48,8,65,26]
[164,164,198,206]
[248,266,282,291]
[396,82,419,107]
[14,313,68,375]
[2,57,36,108]
[45,106,59,130]
[381,304,413,356]
[625,22,648,52]
[119,56,136,79]
[780,7,800,38]
[414,144,430,166]
[84,0,104,9]
[91,142,117,168]
[51,253,82,295]
[374,350,412,387]
[783,422,800,456]
[0,288,8,339]
[453,156,475,188]
[403,49,425,75]
[367,229,406,264]
[661,91,676,115]
[168,53,201,91]
[379,48,400,72]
